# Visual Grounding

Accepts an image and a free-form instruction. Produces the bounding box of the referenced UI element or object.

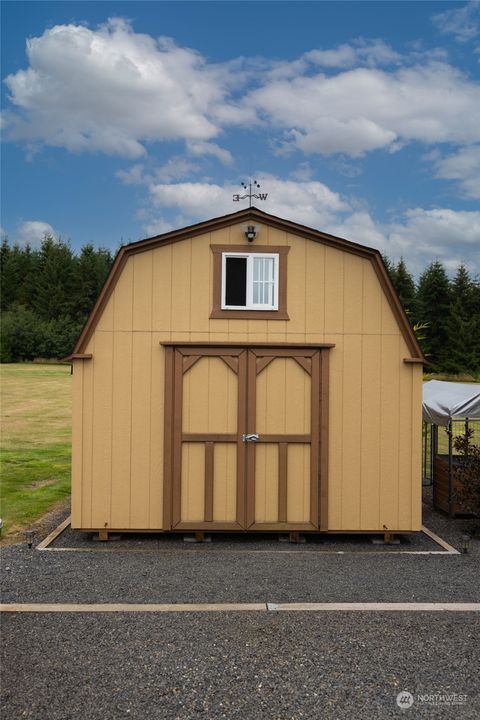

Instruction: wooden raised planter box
[434,455,469,516]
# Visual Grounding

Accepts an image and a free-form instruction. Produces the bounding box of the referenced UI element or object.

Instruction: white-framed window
[221,252,279,310]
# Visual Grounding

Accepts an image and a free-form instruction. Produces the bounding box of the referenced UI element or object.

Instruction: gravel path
[1,496,479,719]
[2,612,478,720]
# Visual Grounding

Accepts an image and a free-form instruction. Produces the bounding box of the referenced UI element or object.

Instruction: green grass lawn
[1,363,71,535]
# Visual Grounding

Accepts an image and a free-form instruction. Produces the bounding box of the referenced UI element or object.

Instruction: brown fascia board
[68,207,425,361]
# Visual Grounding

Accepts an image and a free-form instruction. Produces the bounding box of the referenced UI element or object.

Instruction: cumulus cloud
[186,141,233,165]
[327,207,480,275]
[304,39,401,68]
[147,175,350,229]
[246,62,480,157]
[433,145,480,199]
[4,20,480,167]
[141,176,480,274]
[16,220,58,246]
[432,1,480,43]
[3,18,233,157]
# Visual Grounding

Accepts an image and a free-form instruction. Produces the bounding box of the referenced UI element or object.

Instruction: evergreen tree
[33,236,76,321]
[443,266,480,373]
[416,261,451,370]
[73,244,112,322]
[393,258,416,317]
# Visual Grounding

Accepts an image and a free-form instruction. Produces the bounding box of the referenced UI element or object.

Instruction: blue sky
[1,0,479,274]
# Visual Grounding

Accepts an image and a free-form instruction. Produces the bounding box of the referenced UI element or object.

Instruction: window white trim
[221,252,279,311]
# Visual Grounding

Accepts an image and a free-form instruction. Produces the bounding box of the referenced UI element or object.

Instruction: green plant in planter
[453,429,480,519]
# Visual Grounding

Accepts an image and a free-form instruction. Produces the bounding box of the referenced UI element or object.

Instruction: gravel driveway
[1,499,479,719]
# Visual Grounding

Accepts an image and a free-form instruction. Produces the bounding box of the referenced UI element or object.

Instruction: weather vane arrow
[233,180,268,207]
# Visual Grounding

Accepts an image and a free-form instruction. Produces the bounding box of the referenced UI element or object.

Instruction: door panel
[246,349,321,530]
[165,345,325,531]
[171,348,247,530]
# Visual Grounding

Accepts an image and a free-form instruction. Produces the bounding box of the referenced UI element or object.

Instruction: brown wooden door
[164,345,327,531]
[245,348,322,530]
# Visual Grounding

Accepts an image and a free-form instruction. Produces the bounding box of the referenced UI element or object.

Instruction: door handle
[242,433,259,442]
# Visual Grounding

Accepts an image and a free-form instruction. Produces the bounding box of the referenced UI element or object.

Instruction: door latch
[242,433,259,443]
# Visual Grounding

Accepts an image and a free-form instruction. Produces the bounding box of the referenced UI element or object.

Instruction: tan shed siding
[71,360,83,528]
[74,221,422,531]
[341,335,363,529]
[90,331,113,529]
[149,343,164,528]
[411,364,423,530]
[110,332,133,528]
[360,335,382,529]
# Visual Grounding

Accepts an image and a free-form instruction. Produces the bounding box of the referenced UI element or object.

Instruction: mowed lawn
[1,363,71,535]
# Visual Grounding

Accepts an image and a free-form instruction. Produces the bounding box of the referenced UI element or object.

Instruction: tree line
[1,236,479,374]
[0,237,113,362]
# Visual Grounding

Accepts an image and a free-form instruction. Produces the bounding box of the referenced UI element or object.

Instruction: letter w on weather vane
[233,181,268,207]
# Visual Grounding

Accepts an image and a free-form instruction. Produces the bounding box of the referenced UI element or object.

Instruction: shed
[67,207,425,536]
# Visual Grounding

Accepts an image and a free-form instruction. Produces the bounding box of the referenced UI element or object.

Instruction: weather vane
[233,180,268,208]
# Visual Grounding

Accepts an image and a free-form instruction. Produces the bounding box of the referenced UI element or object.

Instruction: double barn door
[163,345,328,531]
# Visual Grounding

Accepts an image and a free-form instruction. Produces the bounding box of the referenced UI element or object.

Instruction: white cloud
[305,39,401,68]
[432,1,480,43]
[147,175,350,229]
[16,220,57,246]
[433,145,480,199]
[186,141,233,165]
[142,175,480,274]
[328,207,480,275]
[246,61,480,157]
[4,18,233,157]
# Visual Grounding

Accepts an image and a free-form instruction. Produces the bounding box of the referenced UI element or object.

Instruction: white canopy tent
[422,380,480,427]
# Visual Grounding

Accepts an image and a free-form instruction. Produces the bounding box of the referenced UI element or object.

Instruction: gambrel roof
[67,207,425,362]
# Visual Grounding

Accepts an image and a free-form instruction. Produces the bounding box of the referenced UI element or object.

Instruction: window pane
[225,257,247,306]
[253,257,274,306]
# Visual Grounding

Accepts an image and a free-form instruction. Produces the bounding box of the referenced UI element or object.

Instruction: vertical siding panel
[130,332,152,527]
[411,365,423,530]
[132,252,153,330]
[325,248,344,334]
[381,292,399,335]
[71,360,84,528]
[343,254,363,334]
[152,245,172,332]
[379,335,400,529]
[96,295,114,331]
[113,259,134,331]
[171,239,192,332]
[90,333,113,529]
[362,263,382,334]
[360,335,381,529]
[341,335,362,529]
[286,237,306,335]
[110,333,132,528]
[81,339,94,527]
[398,358,413,529]
[327,341,343,528]
[305,242,325,336]
[149,343,164,528]
[190,235,211,334]
[267,227,288,246]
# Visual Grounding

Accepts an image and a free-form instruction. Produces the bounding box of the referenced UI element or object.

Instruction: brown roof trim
[403,358,425,364]
[62,353,93,362]
[70,207,425,360]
